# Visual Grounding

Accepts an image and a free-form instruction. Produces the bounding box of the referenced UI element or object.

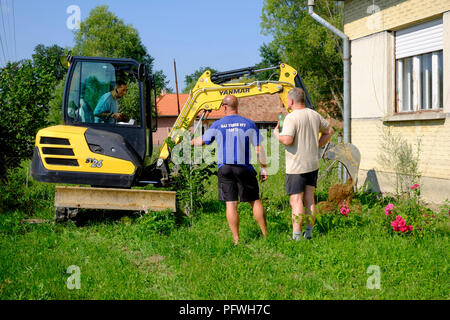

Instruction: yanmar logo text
[219,88,250,96]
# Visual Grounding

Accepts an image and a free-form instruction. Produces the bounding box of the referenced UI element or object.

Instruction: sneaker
[303,232,312,240]
[292,234,303,241]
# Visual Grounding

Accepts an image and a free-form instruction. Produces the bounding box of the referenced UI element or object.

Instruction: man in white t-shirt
[274,87,334,240]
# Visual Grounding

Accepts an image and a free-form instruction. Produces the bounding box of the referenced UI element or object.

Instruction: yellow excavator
[31,54,360,221]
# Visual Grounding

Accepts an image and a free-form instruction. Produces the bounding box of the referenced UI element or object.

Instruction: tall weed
[0,160,54,215]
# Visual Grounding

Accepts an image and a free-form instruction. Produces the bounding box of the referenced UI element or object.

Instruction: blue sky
[0,0,272,91]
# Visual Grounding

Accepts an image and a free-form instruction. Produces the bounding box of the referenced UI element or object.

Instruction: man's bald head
[222,95,239,111]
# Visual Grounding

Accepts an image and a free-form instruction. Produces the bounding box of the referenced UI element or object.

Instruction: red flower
[391,215,413,233]
[340,201,349,217]
[409,184,419,190]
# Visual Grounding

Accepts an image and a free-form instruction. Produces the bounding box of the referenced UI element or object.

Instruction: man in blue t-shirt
[93,80,127,124]
[190,95,268,245]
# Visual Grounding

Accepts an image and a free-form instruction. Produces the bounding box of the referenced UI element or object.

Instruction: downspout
[307,0,350,146]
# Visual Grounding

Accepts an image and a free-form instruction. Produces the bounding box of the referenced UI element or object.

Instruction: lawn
[0,146,449,300]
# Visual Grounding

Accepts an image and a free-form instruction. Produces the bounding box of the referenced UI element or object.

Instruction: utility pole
[174,59,181,115]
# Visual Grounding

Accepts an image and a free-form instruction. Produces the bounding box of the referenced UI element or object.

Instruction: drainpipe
[307,0,350,146]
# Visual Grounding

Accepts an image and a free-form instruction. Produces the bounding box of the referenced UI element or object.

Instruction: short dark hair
[115,80,127,88]
[288,87,305,104]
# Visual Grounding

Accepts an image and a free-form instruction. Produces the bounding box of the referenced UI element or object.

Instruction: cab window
[66,61,141,126]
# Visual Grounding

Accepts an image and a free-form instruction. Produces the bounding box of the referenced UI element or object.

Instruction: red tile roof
[156,93,286,122]
[156,93,188,117]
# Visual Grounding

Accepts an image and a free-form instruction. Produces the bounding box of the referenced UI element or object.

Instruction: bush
[166,136,216,216]
[315,200,364,234]
[136,209,185,236]
[0,160,54,215]
[382,185,446,238]
[377,128,421,195]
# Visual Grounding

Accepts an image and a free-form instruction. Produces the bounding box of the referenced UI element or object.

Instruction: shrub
[377,128,421,196]
[136,209,184,236]
[382,184,442,238]
[166,136,216,216]
[315,199,364,234]
[0,160,54,215]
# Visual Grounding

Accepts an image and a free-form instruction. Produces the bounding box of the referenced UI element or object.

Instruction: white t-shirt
[280,108,330,174]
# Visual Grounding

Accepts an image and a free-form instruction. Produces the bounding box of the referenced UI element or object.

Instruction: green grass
[1,204,448,299]
[0,140,449,300]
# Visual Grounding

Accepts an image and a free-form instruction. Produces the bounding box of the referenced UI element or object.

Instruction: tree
[72,5,168,93]
[0,44,66,180]
[32,44,66,83]
[261,0,344,118]
[254,42,283,80]
[0,61,48,179]
[182,66,218,93]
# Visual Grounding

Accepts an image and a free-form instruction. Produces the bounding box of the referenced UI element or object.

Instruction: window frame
[394,18,444,114]
[63,57,145,129]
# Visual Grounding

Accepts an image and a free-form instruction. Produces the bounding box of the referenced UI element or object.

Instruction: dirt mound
[327,178,354,205]
[317,178,354,214]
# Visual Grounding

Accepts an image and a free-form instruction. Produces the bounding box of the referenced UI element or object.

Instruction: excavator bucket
[322,143,361,186]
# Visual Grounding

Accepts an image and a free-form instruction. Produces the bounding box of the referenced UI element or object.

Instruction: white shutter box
[396,18,443,59]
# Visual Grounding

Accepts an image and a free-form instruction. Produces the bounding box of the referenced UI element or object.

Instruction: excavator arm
[154,63,359,186]
[157,63,304,162]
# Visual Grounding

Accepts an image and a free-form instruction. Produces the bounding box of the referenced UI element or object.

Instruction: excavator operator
[94,79,128,123]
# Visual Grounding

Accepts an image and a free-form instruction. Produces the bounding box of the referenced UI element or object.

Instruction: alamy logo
[366,265,381,290]
[66,5,81,30]
[366,4,382,31]
[66,265,81,290]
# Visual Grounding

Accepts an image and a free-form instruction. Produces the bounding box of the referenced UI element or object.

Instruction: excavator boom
[156,62,360,188]
[158,63,303,161]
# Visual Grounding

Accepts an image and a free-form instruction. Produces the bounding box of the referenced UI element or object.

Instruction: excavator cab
[62,56,156,158]
[31,56,158,188]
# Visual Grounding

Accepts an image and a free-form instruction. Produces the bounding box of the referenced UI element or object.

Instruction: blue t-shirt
[202,115,263,171]
[93,92,118,124]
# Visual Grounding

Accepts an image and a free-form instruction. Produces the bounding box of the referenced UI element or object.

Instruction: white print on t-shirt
[220,123,247,132]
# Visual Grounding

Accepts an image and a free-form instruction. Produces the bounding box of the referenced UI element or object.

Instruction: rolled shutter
[396,18,443,59]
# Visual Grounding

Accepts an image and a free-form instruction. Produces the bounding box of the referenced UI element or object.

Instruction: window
[66,61,141,126]
[395,18,443,112]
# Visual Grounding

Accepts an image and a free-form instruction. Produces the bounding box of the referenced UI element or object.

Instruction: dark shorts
[285,169,319,195]
[218,165,260,202]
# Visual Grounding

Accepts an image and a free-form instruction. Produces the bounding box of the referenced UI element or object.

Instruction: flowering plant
[384,203,394,215]
[339,201,349,217]
[383,184,447,238]
[409,184,419,190]
[391,215,413,233]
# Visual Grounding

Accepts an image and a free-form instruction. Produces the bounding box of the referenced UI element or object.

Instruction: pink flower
[448,209,450,217]
[384,203,394,215]
[339,201,349,217]
[391,215,413,233]
[391,220,400,232]
[410,184,419,190]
